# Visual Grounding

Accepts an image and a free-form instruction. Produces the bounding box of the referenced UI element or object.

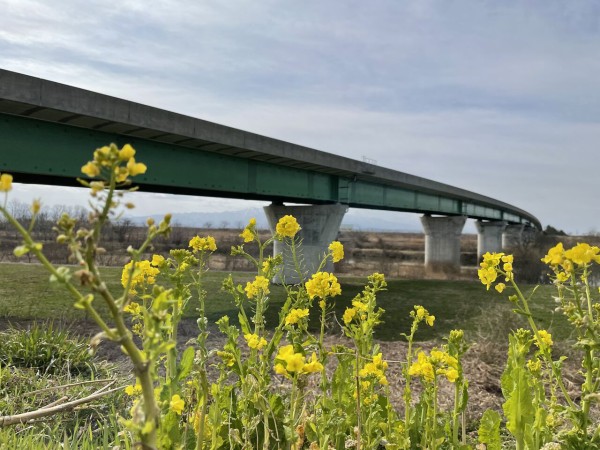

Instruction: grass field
[0,262,570,342]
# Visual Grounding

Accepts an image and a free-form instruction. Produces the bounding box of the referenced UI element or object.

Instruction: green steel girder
[0,112,539,228]
[0,113,338,203]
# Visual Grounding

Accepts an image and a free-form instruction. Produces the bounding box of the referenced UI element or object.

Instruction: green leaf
[478,409,501,450]
[177,346,195,381]
[238,311,250,335]
[503,365,534,445]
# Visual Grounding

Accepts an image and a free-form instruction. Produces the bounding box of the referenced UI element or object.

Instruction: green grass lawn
[0,262,569,342]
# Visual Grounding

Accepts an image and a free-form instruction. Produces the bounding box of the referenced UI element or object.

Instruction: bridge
[0,69,540,279]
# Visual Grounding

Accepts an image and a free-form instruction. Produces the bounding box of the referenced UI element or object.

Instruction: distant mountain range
[127,207,424,232]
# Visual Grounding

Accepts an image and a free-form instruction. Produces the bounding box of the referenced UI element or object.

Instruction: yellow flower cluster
[274,345,323,377]
[124,380,142,396]
[477,252,514,291]
[285,308,310,326]
[343,308,357,324]
[305,272,342,300]
[526,358,542,375]
[359,353,389,386]
[343,299,369,325]
[123,301,142,315]
[0,173,13,192]
[244,333,267,350]
[408,349,459,383]
[275,215,300,238]
[170,394,185,415]
[535,329,553,349]
[542,243,600,281]
[240,218,257,243]
[411,305,435,326]
[216,350,235,367]
[121,260,160,294]
[189,235,217,252]
[81,143,147,181]
[328,241,344,263]
[245,275,270,299]
[151,254,165,267]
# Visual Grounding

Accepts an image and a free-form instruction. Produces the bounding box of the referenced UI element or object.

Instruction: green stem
[452,379,460,445]
[196,369,209,450]
[404,322,417,427]
[355,349,362,450]
[319,302,327,357]
[510,277,577,411]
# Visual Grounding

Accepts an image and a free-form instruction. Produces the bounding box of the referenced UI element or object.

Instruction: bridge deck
[0,70,540,229]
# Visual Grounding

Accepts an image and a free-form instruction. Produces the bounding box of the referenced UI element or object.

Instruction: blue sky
[2,1,600,233]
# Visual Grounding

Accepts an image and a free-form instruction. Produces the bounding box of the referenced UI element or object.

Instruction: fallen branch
[0,382,124,427]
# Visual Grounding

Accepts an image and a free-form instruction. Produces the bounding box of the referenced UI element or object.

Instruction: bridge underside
[1,113,523,223]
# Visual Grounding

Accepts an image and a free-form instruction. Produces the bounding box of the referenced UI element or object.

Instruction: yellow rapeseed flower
[412,305,434,325]
[477,266,498,290]
[151,254,165,267]
[343,307,357,324]
[81,162,100,178]
[244,333,267,350]
[302,352,324,373]
[556,271,570,282]
[114,166,128,183]
[240,218,256,242]
[328,241,344,262]
[170,394,185,415]
[240,227,254,243]
[352,299,368,312]
[275,215,300,238]
[118,144,136,161]
[445,368,459,383]
[121,260,160,294]
[124,381,142,396]
[305,272,342,300]
[408,351,435,383]
[274,363,287,376]
[542,243,565,266]
[123,302,142,315]
[189,235,217,252]
[0,173,13,192]
[535,329,553,348]
[285,353,306,373]
[495,283,506,293]
[285,308,310,326]
[245,275,270,299]
[564,243,600,266]
[126,158,147,176]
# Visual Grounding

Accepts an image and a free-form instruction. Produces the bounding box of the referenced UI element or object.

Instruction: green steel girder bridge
[0,69,541,231]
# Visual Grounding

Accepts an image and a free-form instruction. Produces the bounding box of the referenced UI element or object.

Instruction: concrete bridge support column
[420,215,467,273]
[264,203,348,284]
[502,224,525,250]
[476,220,507,259]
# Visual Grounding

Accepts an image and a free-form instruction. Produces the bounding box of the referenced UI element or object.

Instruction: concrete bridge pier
[502,224,525,250]
[476,220,507,258]
[264,203,348,284]
[420,215,467,273]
